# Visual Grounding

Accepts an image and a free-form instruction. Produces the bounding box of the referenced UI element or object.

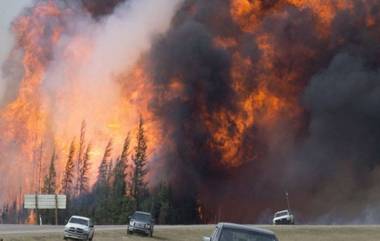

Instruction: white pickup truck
[272,210,295,225]
[64,215,95,241]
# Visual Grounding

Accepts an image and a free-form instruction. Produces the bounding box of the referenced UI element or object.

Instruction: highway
[0,224,212,235]
[0,224,122,234]
[1,224,380,235]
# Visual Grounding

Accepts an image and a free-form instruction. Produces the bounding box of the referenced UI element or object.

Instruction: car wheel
[127,230,133,235]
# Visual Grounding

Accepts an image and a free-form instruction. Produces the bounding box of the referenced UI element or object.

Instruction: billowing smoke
[146,0,380,223]
[0,0,33,103]
[299,52,380,224]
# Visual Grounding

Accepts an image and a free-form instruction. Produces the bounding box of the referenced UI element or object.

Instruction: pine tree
[42,149,57,194]
[96,140,112,187]
[41,150,58,224]
[35,141,44,193]
[61,140,76,196]
[158,183,170,224]
[108,135,131,224]
[107,159,114,185]
[94,140,112,224]
[78,144,91,195]
[75,121,86,196]
[120,134,130,165]
[114,134,130,198]
[131,117,148,210]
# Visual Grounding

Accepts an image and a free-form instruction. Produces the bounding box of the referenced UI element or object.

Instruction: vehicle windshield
[132,213,151,222]
[219,228,277,241]
[69,217,89,226]
[274,211,288,217]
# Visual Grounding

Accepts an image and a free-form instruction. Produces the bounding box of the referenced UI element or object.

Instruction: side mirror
[203,236,211,241]
[90,224,94,228]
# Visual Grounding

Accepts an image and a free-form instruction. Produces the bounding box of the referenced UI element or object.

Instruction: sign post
[24,194,66,225]
[35,193,39,225]
[55,194,58,225]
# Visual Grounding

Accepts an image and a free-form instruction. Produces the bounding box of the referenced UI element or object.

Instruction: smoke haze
[0,0,33,101]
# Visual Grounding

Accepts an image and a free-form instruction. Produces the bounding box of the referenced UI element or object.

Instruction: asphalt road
[0,224,213,235]
[1,224,380,235]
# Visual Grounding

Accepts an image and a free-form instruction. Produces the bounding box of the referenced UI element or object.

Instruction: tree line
[1,117,199,225]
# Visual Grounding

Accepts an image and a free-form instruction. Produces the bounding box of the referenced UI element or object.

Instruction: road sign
[24,194,66,209]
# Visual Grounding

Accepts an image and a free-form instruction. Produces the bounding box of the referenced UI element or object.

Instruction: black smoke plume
[147,0,380,223]
[81,0,126,18]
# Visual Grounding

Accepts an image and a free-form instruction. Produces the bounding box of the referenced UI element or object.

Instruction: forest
[1,117,199,225]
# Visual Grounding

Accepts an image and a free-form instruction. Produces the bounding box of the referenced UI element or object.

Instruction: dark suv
[128,211,154,237]
[203,223,279,241]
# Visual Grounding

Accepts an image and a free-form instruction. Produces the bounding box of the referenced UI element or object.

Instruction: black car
[203,223,279,241]
[128,211,154,237]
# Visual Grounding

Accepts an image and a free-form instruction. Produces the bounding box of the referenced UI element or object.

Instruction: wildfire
[0,1,64,203]
[0,0,162,204]
[2,0,380,224]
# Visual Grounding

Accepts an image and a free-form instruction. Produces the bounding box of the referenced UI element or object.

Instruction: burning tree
[75,121,87,197]
[94,140,113,223]
[131,117,148,210]
[41,149,58,224]
[61,140,76,197]
[113,135,130,201]
[78,144,92,195]
[96,140,113,188]
[42,149,57,194]
[108,134,132,223]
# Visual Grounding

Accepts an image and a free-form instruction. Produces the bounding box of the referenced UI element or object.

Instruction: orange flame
[0,0,162,201]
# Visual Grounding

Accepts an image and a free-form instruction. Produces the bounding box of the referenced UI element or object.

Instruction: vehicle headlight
[145,224,151,228]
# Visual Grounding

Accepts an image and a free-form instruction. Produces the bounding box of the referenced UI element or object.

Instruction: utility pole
[285,192,291,211]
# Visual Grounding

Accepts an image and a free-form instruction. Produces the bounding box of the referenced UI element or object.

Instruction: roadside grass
[270,225,380,241]
[2,225,380,241]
